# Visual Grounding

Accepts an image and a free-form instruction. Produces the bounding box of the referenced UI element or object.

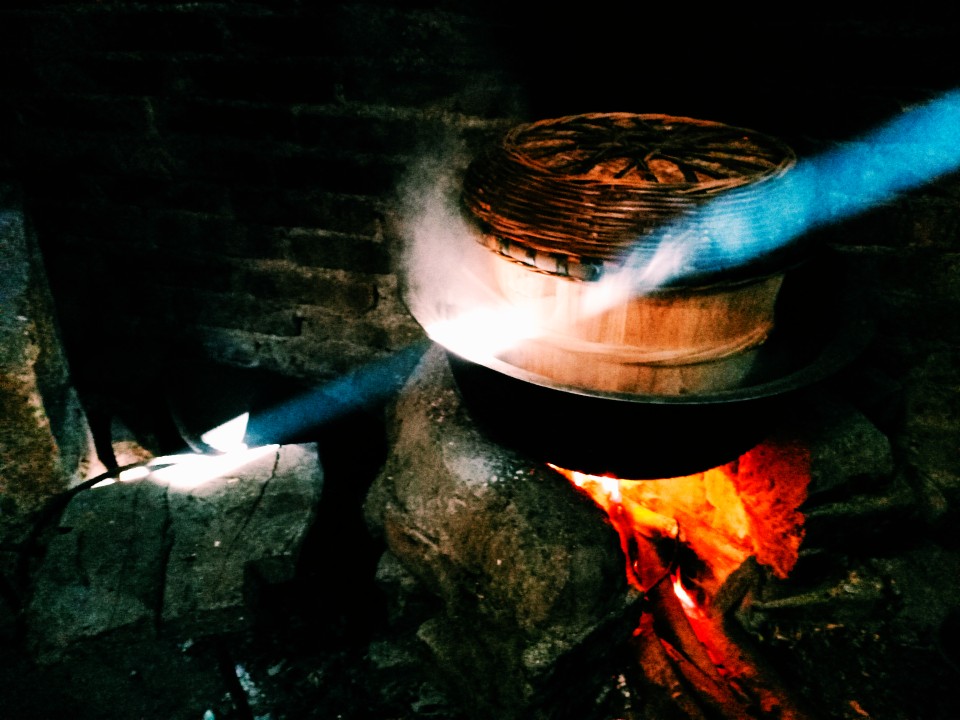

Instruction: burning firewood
[555,437,817,718]
[619,532,817,720]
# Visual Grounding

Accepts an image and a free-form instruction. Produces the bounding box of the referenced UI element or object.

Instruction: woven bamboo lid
[461,113,797,282]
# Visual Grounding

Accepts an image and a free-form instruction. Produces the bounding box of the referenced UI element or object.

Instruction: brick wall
[0,5,958,516]
[0,1,523,397]
[1,6,956,382]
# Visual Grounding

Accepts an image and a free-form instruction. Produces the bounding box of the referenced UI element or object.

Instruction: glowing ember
[550,464,622,503]
[552,438,810,597]
[556,442,813,717]
[672,573,703,619]
[669,572,729,674]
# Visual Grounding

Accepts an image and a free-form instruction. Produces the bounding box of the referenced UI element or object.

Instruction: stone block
[0,186,91,537]
[777,391,905,553]
[288,230,391,275]
[146,287,305,337]
[231,188,384,234]
[364,345,642,720]
[234,262,380,312]
[26,477,170,663]
[177,56,339,104]
[161,443,324,636]
[899,350,960,523]
[791,392,895,500]
[26,443,323,663]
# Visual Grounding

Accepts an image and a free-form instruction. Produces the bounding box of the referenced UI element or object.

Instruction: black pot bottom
[447,352,777,478]
[444,250,875,479]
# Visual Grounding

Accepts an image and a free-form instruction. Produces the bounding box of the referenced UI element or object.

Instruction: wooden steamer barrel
[460,113,798,396]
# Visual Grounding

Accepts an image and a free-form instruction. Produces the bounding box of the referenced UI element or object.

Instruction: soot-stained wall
[0,4,958,522]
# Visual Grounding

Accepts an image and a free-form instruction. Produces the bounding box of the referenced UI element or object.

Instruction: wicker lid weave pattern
[461,113,797,281]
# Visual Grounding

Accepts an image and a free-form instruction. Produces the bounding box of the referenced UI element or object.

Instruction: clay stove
[362,115,906,719]
[401,112,870,479]
[363,340,901,720]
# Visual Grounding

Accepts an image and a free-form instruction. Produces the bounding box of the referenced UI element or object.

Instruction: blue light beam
[622,89,960,290]
[242,340,432,447]
[233,92,960,446]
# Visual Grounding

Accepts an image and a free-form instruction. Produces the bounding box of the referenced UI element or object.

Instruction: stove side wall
[0,183,92,539]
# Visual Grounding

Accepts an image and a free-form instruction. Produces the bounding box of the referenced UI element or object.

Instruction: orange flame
[672,573,702,618]
[556,441,812,713]
[554,438,810,598]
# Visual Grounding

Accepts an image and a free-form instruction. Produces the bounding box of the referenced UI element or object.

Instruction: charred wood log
[630,532,817,720]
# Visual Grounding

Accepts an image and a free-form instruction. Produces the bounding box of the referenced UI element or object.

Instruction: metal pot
[443,252,874,479]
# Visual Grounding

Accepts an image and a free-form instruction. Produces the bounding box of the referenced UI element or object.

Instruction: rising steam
[399,90,960,365]
[396,136,550,364]
[621,89,960,293]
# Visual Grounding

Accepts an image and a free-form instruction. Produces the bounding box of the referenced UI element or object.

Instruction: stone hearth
[362,344,960,720]
[1,339,959,719]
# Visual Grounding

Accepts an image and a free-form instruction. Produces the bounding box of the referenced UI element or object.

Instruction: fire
[554,442,812,716]
[671,573,702,618]
[552,438,811,598]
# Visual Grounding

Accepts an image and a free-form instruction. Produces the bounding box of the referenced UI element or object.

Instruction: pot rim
[439,252,875,407]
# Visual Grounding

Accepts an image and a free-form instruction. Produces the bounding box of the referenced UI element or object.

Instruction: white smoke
[396,141,501,315]
[395,138,547,363]
[392,134,698,365]
[395,89,960,366]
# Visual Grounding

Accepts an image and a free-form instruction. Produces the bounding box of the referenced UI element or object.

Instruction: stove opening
[551,439,813,717]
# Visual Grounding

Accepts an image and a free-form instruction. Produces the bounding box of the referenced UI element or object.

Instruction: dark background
[1,4,960,719]
[1,0,958,556]
[1,4,957,392]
